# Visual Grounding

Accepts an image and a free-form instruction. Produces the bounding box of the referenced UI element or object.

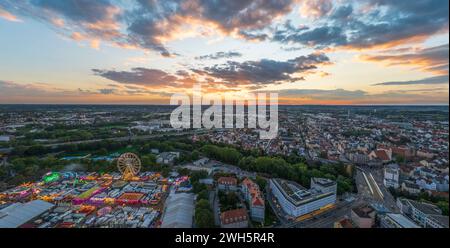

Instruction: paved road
[281,199,358,228]
[297,198,366,228]
[213,188,221,227]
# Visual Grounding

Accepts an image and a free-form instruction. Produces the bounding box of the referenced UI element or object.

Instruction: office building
[269,178,336,218]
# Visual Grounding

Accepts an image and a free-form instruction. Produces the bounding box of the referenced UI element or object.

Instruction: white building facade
[269,178,336,217]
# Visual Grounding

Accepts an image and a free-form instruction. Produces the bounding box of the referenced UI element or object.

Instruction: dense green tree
[190,171,208,182]
[437,201,449,216]
[196,199,210,209]
[177,167,190,176]
[197,190,209,201]
[218,191,239,211]
[336,176,353,195]
[192,181,207,193]
[233,154,353,195]
[96,148,108,156]
[255,176,267,190]
[191,150,200,161]
[200,145,242,164]
[141,154,157,170]
[194,209,215,228]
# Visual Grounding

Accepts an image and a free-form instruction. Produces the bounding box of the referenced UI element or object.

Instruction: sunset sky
[0,0,448,105]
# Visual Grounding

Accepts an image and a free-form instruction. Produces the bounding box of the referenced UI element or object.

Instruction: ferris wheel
[117,153,141,177]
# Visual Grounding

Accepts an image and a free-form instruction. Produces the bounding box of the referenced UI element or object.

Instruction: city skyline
[0,0,449,105]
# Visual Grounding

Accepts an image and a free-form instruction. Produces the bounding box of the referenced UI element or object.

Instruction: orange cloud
[359,44,449,75]
[0,8,20,22]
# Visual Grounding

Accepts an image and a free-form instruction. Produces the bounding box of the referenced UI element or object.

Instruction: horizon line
[0,103,448,107]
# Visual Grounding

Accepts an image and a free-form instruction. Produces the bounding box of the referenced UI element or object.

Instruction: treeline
[190,171,215,228]
[11,140,130,157]
[24,129,94,142]
[16,122,131,144]
[10,137,195,157]
[200,144,242,164]
[199,144,355,195]
[0,156,68,188]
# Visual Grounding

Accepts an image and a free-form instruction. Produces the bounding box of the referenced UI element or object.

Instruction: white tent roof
[0,200,54,228]
[161,193,195,228]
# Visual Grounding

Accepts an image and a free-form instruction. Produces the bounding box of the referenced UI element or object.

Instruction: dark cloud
[98,88,116,94]
[34,0,115,23]
[1,0,447,56]
[1,0,297,55]
[195,51,242,60]
[0,0,124,49]
[175,70,190,77]
[372,75,449,86]
[273,26,347,47]
[354,0,449,49]
[196,53,331,86]
[124,0,296,55]
[92,67,178,86]
[125,15,175,57]
[238,30,269,41]
[274,0,449,49]
[198,0,295,31]
[329,5,353,21]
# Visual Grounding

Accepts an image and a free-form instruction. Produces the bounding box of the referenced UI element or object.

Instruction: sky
[0,0,448,105]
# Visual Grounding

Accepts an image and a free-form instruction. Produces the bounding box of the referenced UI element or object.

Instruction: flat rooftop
[311,177,336,187]
[0,200,54,228]
[385,213,420,228]
[271,178,334,207]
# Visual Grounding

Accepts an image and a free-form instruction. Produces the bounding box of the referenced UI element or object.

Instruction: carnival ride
[117,153,141,181]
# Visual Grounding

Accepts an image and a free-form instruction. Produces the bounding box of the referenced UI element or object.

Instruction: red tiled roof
[218,177,237,185]
[19,223,37,228]
[252,197,264,207]
[392,147,406,157]
[242,178,253,188]
[400,165,413,173]
[375,149,390,161]
[338,218,354,228]
[241,178,265,207]
[431,191,449,199]
[221,208,248,224]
